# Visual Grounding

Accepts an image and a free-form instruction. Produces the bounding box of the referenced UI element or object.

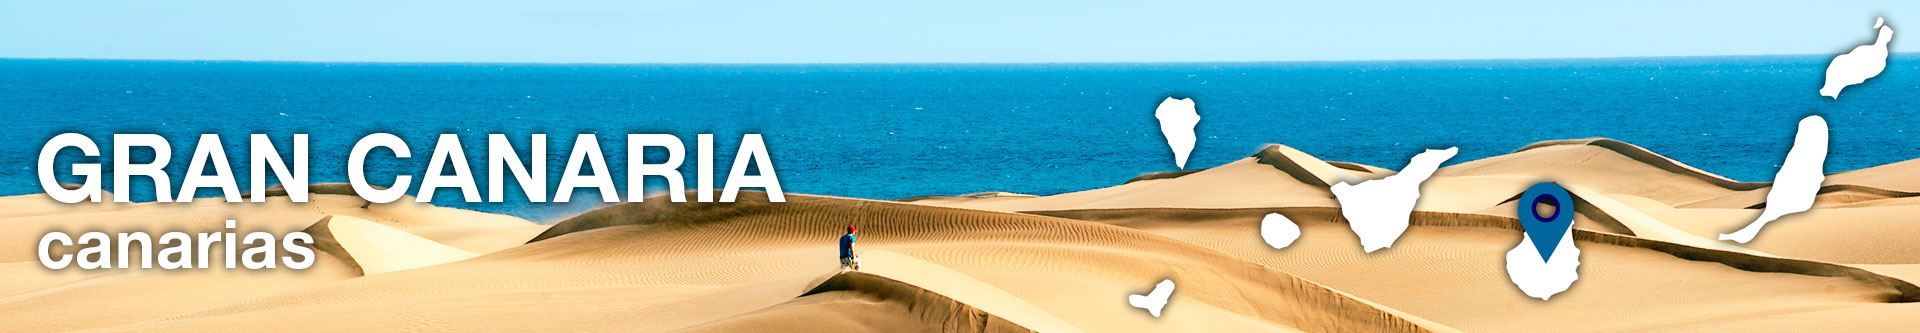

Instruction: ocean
[2,56,1915,221]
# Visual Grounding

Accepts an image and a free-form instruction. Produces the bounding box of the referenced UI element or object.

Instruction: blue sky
[0,0,1913,63]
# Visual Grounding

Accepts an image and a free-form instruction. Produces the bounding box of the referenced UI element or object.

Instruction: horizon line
[0,52,1899,66]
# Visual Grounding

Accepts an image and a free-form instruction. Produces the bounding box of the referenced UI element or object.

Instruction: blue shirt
[839,234,856,258]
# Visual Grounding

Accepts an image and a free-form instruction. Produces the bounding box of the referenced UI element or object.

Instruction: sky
[0,0,1915,63]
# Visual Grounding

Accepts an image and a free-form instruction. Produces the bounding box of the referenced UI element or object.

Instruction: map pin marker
[1519,182,1575,261]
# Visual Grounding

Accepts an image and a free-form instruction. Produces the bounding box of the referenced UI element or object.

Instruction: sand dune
[1033,207,1918,331]
[304,215,479,275]
[1441,138,1763,205]
[926,144,1370,212]
[1832,157,1920,192]
[928,157,1333,212]
[917,137,1920,330]
[1640,204,1920,264]
[1557,186,1763,254]
[682,272,1036,332]
[685,251,1072,332]
[1326,160,1392,175]
[5,139,1919,331]
[0,193,124,219]
[54,193,1440,332]
[526,194,1439,332]
[0,192,1446,332]
[1681,184,1920,209]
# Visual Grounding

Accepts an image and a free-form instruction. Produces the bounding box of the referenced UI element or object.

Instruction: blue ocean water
[2,56,1916,221]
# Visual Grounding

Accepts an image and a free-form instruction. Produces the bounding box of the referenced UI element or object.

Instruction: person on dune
[839,225,860,272]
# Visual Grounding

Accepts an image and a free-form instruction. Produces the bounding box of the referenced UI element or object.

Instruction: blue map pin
[1519,182,1575,261]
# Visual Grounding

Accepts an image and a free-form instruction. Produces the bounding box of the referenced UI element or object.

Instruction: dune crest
[1442,138,1766,209]
[1830,157,1920,193]
[1253,144,1375,187]
[921,143,1374,213]
[304,215,479,275]
[856,251,1082,332]
[686,267,1057,332]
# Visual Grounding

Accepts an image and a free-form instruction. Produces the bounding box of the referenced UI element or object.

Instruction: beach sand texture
[5,138,1920,332]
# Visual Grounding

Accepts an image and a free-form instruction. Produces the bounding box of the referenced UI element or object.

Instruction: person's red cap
[848,225,857,233]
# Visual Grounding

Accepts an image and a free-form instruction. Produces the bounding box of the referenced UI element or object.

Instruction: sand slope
[0,192,540,332]
[1439,139,1763,205]
[523,194,1440,332]
[304,215,479,275]
[925,144,1382,213]
[1831,157,1920,192]
[684,251,1071,332]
